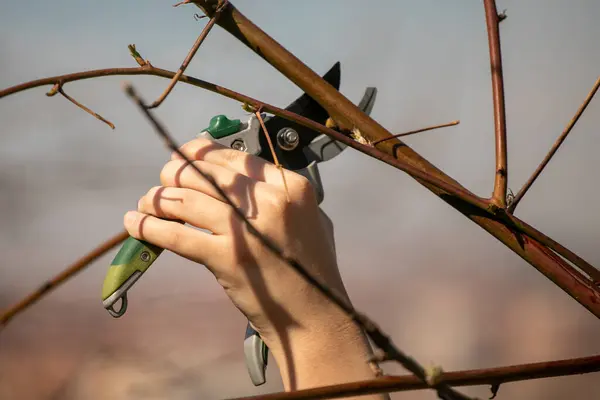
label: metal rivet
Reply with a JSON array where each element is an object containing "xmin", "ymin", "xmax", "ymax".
[
  {"xmin": 231, "ymin": 139, "xmax": 247, "ymax": 152},
  {"xmin": 140, "ymin": 251, "xmax": 151, "ymax": 262}
]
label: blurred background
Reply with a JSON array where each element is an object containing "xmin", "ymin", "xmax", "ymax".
[{"xmin": 1, "ymin": 0, "xmax": 600, "ymax": 399}]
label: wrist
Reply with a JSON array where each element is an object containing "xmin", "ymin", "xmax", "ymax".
[{"xmin": 265, "ymin": 309, "xmax": 384, "ymax": 398}]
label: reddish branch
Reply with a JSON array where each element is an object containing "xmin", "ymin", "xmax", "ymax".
[
  {"xmin": 228, "ymin": 355, "xmax": 600, "ymax": 400},
  {"xmin": 147, "ymin": 0, "xmax": 227, "ymax": 108},
  {"xmin": 371, "ymin": 120, "xmax": 460, "ymax": 145},
  {"xmin": 0, "ymin": 231, "xmax": 129, "ymax": 326},
  {"xmin": 508, "ymin": 75, "xmax": 600, "ymax": 213},
  {"xmin": 483, "ymin": 0, "xmax": 508, "ymax": 208},
  {"xmin": 46, "ymin": 83, "xmax": 115, "ymax": 129}
]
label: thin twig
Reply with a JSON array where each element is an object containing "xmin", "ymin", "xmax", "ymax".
[
  {"xmin": 46, "ymin": 82, "xmax": 115, "ymax": 129},
  {"xmin": 255, "ymin": 109, "xmax": 291, "ymax": 202},
  {"xmin": 123, "ymin": 82, "xmax": 476, "ymax": 400},
  {"xmin": 173, "ymin": 0, "xmax": 193, "ymax": 6},
  {"xmin": 508, "ymin": 75, "xmax": 600, "ymax": 213},
  {"xmin": 371, "ymin": 120, "xmax": 460, "ymax": 146},
  {"xmin": 147, "ymin": 0, "xmax": 227, "ymax": 108},
  {"xmin": 2, "ymin": 66, "xmax": 600, "ymax": 316},
  {"xmin": 0, "ymin": 231, "xmax": 129, "ymax": 326},
  {"xmin": 483, "ymin": 0, "xmax": 508, "ymax": 208},
  {"xmin": 228, "ymin": 354, "xmax": 600, "ymax": 400}
]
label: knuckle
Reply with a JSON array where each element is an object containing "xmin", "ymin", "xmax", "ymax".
[
  {"xmin": 267, "ymin": 189, "xmax": 291, "ymax": 216},
  {"xmin": 164, "ymin": 226, "xmax": 183, "ymax": 249},
  {"xmin": 289, "ymin": 173, "xmax": 316, "ymax": 203},
  {"xmin": 220, "ymin": 147, "xmax": 244, "ymax": 164}
]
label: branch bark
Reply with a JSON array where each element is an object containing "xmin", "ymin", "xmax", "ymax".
[
  {"xmin": 483, "ymin": 0, "xmax": 508, "ymax": 208},
  {"xmin": 228, "ymin": 354, "xmax": 600, "ymax": 400}
]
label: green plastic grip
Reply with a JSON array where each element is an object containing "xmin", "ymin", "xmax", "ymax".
[
  {"xmin": 101, "ymin": 236, "xmax": 164, "ymax": 301},
  {"xmin": 202, "ymin": 114, "xmax": 241, "ymax": 138}
]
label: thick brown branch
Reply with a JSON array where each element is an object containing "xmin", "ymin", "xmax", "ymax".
[
  {"xmin": 192, "ymin": 0, "xmax": 600, "ymax": 318},
  {"xmin": 228, "ymin": 355, "xmax": 600, "ymax": 400},
  {"xmin": 483, "ymin": 0, "xmax": 508, "ymax": 208},
  {"xmin": 124, "ymin": 82, "xmax": 474, "ymax": 400},
  {"xmin": 371, "ymin": 120, "xmax": 460, "ymax": 145},
  {"xmin": 147, "ymin": 0, "xmax": 227, "ymax": 108},
  {"xmin": 508, "ymin": 75, "xmax": 600, "ymax": 213},
  {"xmin": 2, "ymin": 67, "xmax": 599, "ymax": 314},
  {"xmin": 0, "ymin": 231, "xmax": 129, "ymax": 326}
]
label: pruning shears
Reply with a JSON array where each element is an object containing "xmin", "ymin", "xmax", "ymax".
[{"xmin": 101, "ymin": 61, "xmax": 377, "ymax": 386}]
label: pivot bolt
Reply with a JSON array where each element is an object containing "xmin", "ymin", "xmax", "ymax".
[
  {"xmin": 231, "ymin": 139, "xmax": 247, "ymax": 152},
  {"xmin": 277, "ymin": 128, "xmax": 300, "ymax": 151}
]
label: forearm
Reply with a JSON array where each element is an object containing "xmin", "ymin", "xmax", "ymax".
[{"xmin": 268, "ymin": 312, "xmax": 389, "ymax": 399}]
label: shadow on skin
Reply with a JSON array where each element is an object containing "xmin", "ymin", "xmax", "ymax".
[{"xmin": 136, "ymin": 143, "xmax": 304, "ymax": 390}]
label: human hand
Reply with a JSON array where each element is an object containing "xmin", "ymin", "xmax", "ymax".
[{"xmin": 124, "ymin": 137, "xmax": 384, "ymax": 395}]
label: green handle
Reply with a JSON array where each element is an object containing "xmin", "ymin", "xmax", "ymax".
[{"xmin": 102, "ymin": 236, "xmax": 163, "ymax": 301}]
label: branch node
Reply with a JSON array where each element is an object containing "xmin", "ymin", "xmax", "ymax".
[
  {"xmin": 489, "ymin": 382, "xmax": 501, "ymax": 399},
  {"xmin": 425, "ymin": 364, "xmax": 444, "ymax": 386},
  {"xmin": 506, "ymin": 188, "xmax": 515, "ymax": 209},
  {"xmin": 128, "ymin": 44, "xmax": 151, "ymax": 67},
  {"xmin": 242, "ymin": 102, "xmax": 259, "ymax": 113},
  {"xmin": 46, "ymin": 83, "xmax": 60, "ymax": 97},
  {"xmin": 498, "ymin": 9, "xmax": 507, "ymax": 22},
  {"xmin": 350, "ymin": 127, "xmax": 372, "ymax": 146}
]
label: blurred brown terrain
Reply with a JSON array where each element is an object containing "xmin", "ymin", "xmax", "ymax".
[{"xmin": 2, "ymin": 1, "xmax": 600, "ymax": 399}]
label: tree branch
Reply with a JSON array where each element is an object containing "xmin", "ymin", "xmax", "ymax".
[
  {"xmin": 483, "ymin": 0, "xmax": 508, "ymax": 208},
  {"xmin": 227, "ymin": 354, "xmax": 600, "ymax": 400},
  {"xmin": 0, "ymin": 230, "xmax": 129, "ymax": 326},
  {"xmin": 147, "ymin": 0, "xmax": 227, "ymax": 109},
  {"xmin": 508, "ymin": 75, "xmax": 600, "ymax": 213},
  {"xmin": 47, "ymin": 83, "xmax": 115, "ymax": 129},
  {"xmin": 371, "ymin": 120, "xmax": 460, "ymax": 145}
]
